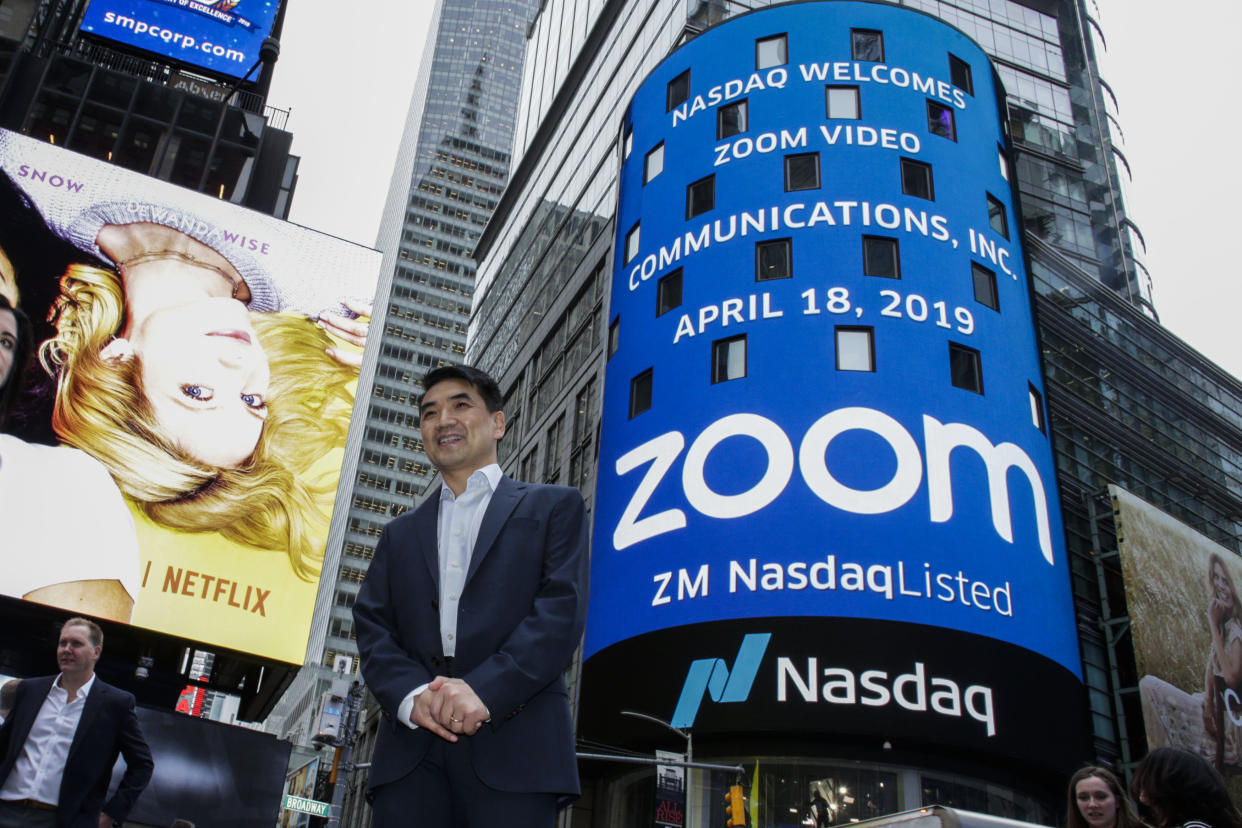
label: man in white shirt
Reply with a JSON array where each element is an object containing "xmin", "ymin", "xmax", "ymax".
[
  {"xmin": 0, "ymin": 618, "xmax": 153, "ymax": 828},
  {"xmin": 355, "ymin": 365, "xmax": 590, "ymax": 827}
]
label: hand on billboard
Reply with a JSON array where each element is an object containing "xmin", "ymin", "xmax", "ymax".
[
  {"xmin": 411, "ymin": 677, "xmax": 458, "ymax": 742},
  {"xmin": 427, "ymin": 676, "xmax": 489, "ymax": 736},
  {"xmin": 320, "ymin": 299, "xmax": 372, "ymax": 367},
  {"xmin": 1210, "ymin": 597, "xmax": 1232, "ymax": 629}
]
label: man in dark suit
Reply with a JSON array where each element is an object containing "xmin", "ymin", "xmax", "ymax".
[
  {"xmin": 0, "ymin": 617, "xmax": 152, "ymax": 828},
  {"xmin": 354, "ymin": 365, "xmax": 589, "ymax": 828}
]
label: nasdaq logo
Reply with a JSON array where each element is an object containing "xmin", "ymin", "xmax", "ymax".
[{"xmin": 670, "ymin": 633, "xmax": 771, "ymax": 727}]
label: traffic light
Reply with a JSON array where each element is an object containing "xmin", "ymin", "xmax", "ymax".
[{"xmin": 724, "ymin": 784, "xmax": 745, "ymax": 827}]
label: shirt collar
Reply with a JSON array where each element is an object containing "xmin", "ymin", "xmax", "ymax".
[
  {"xmin": 53, "ymin": 672, "xmax": 96, "ymax": 701},
  {"xmin": 439, "ymin": 463, "xmax": 502, "ymax": 503}
]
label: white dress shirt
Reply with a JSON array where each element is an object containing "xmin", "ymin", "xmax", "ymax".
[
  {"xmin": 397, "ymin": 464, "xmax": 501, "ymax": 729},
  {"xmin": 0, "ymin": 674, "xmax": 96, "ymax": 806}
]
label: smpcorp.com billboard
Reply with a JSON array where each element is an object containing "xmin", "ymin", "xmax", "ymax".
[
  {"xmin": 580, "ymin": 2, "xmax": 1085, "ymax": 771},
  {"xmin": 80, "ymin": 0, "xmax": 280, "ymax": 81}
]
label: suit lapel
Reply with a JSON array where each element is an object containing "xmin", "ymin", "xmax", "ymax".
[
  {"xmin": 416, "ymin": 488, "xmax": 443, "ymax": 593},
  {"xmin": 7, "ymin": 677, "xmax": 53, "ymax": 757},
  {"xmin": 64, "ymin": 679, "xmax": 103, "ymax": 766},
  {"xmin": 467, "ymin": 476, "xmax": 526, "ymax": 583}
]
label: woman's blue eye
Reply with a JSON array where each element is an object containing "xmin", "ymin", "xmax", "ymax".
[
  {"xmin": 180, "ymin": 385, "xmax": 213, "ymax": 401},
  {"xmin": 241, "ymin": 393, "xmax": 266, "ymax": 410}
]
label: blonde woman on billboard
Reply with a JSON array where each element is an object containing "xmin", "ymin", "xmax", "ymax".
[
  {"xmin": 1139, "ymin": 553, "xmax": 1242, "ymax": 771},
  {"xmin": 38, "ymin": 219, "xmax": 369, "ymax": 581},
  {"xmin": 0, "ymin": 295, "xmax": 138, "ymax": 621}
]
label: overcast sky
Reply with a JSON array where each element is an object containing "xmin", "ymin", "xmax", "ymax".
[{"xmin": 266, "ymin": 1, "xmax": 1242, "ymax": 381}]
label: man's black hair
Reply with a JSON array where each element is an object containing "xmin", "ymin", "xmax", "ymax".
[{"xmin": 419, "ymin": 365, "xmax": 503, "ymax": 413}]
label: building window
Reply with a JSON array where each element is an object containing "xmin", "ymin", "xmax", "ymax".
[
  {"xmin": 686, "ymin": 175, "xmax": 715, "ymax": 219},
  {"xmin": 629, "ymin": 368, "xmax": 653, "ymax": 418},
  {"xmin": 717, "ymin": 99, "xmax": 748, "ymax": 139},
  {"xmin": 544, "ymin": 416, "xmax": 564, "ymax": 484},
  {"xmin": 667, "ymin": 69, "xmax": 690, "ymax": 111},
  {"xmin": 927, "ymin": 100, "xmax": 956, "ymax": 141},
  {"xmin": 949, "ymin": 53, "xmax": 973, "ymax": 95},
  {"xmin": 784, "ymin": 152, "xmax": 820, "ymax": 191},
  {"xmin": 756, "ymin": 34, "xmax": 788, "ymax": 69},
  {"xmin": 862, "ymin": 236, "xmax": 900, "ymax": 279},
  {"xmin": 826, "ymin": 86, "xmax": 860, "ymax": 119},
  {"xmin": 949, "ymin": 343, "xmax": 983, "ymax": 394},
  {"xmin": 608, "ymin": 316, "xmax": 620, "ymax": 358},
  {"xmin": 755, "ymin": 238, "xmax": 792, "ymax": 281},
  {"xmin": 987, "ymin": 193, "xmax": 1009, "ymax": 238},
  {"xmin": 657, "ymin": 268, "xmax": 683, "ymax": 317},
  {"xmin": 836, "ymin": 327, "xmax": 875, "ymax": 372},
  {"xmin": 622, "ymin": 124, "xmax": 633, "ymax": 159},
  {"xmin": 1029, "ymin": 384, "xmax": 1046, "ymax": 433},
  {"xmin": 712, "ymin": 335, "xmax": 747, "ymax": 383},
  {"xmin": 645, "ymin": 142, "xmax": 664, "ymax": 183},
  {"xmin": 851, "ymin": 29, "xmax": 884, "ymax": 62},
  {"xmin": 901, "ymin": 158, "xmax": 934, "ymax": 200},
  {"xmin": 998, "ymin": 145, "xmax": 1009, "ymax": 181},
  {"xmin": 972, "ymin": 263, "xmax": 999, "ymax": 310},
  {"xmin": 625, "ymin": 223, "xmax": 640, "ymax": 263}
]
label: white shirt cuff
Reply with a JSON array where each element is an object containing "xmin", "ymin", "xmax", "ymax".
[{"xmin": 396, "ymin": 683, "xmax": 429, "ymax": 730}]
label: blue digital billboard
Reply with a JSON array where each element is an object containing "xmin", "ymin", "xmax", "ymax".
[
  {"xmin": 80, "ymin": 0, "xmax": 280, "ymax": 81},
  {"xmin": 580, "ymin": 1, "xmax": 1086, "ymax": 770}
]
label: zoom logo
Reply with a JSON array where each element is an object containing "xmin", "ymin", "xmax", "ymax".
[{"xmin": 670, "ymin": 633, "xmax": 771, "ymax": 727}]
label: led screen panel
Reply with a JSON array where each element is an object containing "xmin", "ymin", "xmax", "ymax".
[
  {"xmin": 79, "ymin": 0, "xmax": 280, "ymax": 81},
  {"xmin": 581, "ymin": 1, "xmax": 1085, "ymax": 772},
  {"xmin": 0, "ymin": 127, "xmax": 380, "ymax": 664},
  {"xmin": 1116, "ymin": 485, "xmax": 1242, "ymax": 802}
]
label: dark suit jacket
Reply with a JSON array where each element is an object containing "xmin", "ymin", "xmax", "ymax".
[
  {"xmin": 0, "ymin": 675, "xmax": 153, "ymax": 828},
  {"xmin": 354, "ymin": 475, "xmax": 589, "ymax": 795}
]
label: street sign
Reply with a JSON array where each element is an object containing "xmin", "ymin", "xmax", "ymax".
[{"xmin": 284, "ymin": 794, "xmax": 331, "ymax": 817}]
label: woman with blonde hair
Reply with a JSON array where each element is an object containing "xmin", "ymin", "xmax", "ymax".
[
  {"xmin": 40, "ymin": 227, "xmax": 366, "ymax": 580},
  {"xmin": 1, "ymin": 294, "xmax": 139, "ymax": 621}
]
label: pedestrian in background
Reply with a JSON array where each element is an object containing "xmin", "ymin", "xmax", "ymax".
[
  {"xmin": 1131, "ymin": 747, "xmax": 1242, "ymax": 828},
  {"xmin": 1067, "ymin": 765, "xmax": 1147, "ymax": 828}
]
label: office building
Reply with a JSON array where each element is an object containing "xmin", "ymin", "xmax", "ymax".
[
  {"xmin": 268, "ymin": 0, "xmax": 541, "ymax": 747},
  {"xmin": 468, "ymin": 0, "xmax": 1242, "ymax": 823}
]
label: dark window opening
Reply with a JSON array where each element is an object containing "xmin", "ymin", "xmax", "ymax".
[
  {"xmin": 667, "ymin": 70, "xmax": 691, "ymax": 111},
  {"xmin": 949, "ymin": 343, "xmax": 983, "ymax": 394},
  {"xmin": 851, "ymin": 29, "xmax": 884, "ymax": 62},
  {"xmin": 987, "ymin": 193, "xmax": 1009, "ymax": 238},
  {"xmin": 949, "ymin": 54, "xmax": 974, "ymax": 95},
  {"xmin": 629, "ymin": 368, "xmax": 653, "ymax": 418},
  {"xmin": 927, "ymin": 100, "xmax": 956, "ymax": 141},
  {"xmin": 972, "ymin": 263, "xmax": 999, "ymax": 310},
  {"xmin": 755, "ymin": 238, "xmax": 792, "ymax": 281},
  {"xmin": 863, "ymin": 236, "xmax": 900, "ymax": 279},
  {"xmin": 686, "ymin": 175, "xmax": 715, "ymax": 219},
  {"xmin": 784, "ymin": 152, "xmax": 820, "ymax": 191},
  {"xmin": 657, "ymin": 269, "xmax": 684, "ymax": 317},
  {"xmin": 717, "ymin": 99, "xmax": 748, "ymax": 140},
  {"xmin": 608, "ymin": 317, "xmax": 620, "ymax": 359},
  {"xmin": 901, "ymin": 158, "xmax": 934, "ymax": 200}
]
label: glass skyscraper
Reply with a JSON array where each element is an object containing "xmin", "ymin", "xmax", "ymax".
[{"xmin": 268, "ymin": 0, "xmax": 540, "ymax": 746}]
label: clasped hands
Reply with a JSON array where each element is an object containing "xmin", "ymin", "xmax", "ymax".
[{"xmin": 410, "ymin": 676, "xmax": 490, "ymax": 742}]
